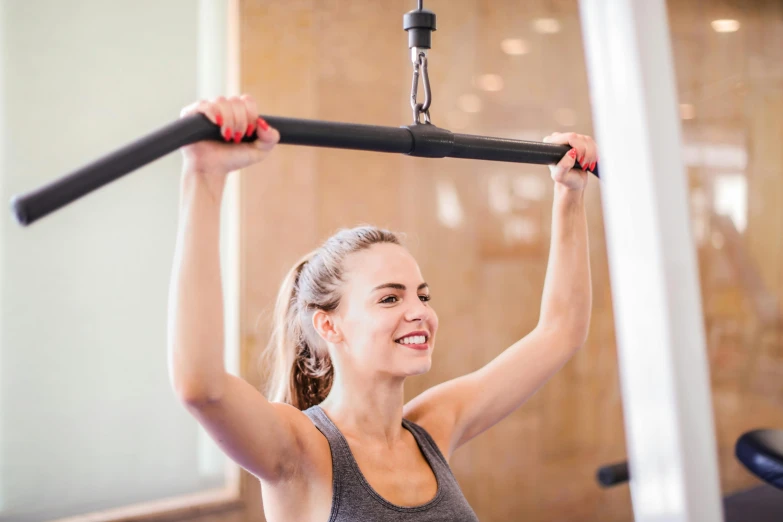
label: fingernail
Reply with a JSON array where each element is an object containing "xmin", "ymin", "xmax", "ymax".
[
  {"xmin": 568, "ymin": 148, "xmax": 577, "ymax": 158},
  {"xmin": 590, "ymin": 161, "xmax": 596, "ymax": 171},
  {"xmin": 216, "ymin": 113, "xmax": 223, "ymax": 126},
  {"xmin": 257, "ymin": 117, "xmax": 269, "ymax": 131},
  {"xmin": 223, "ymin": 128, "xmax": 232, "ymax": 141},
  {"xmin": 246, "ymin": 123, "xmax": 255, "ymax": 137},
  {"xmin": 233, "ymin": 131, "xmax": 243, "ymax": 143}
]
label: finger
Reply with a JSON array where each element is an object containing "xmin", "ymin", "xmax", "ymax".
[
  {"xmin": 544, "ymin": 131, "xmax": 585, "ymax": 164},
  {"xmin": 550, "ymin": 148, "xmax": 578, "ymax": 182},
  {"xmin": 228, "ymin": 97, "xmax": 248, "ymax": 144},
  {"xmin": 542, "ymin": 131, "xmax": 567, "ymax": 144},
  {"xmin": 583, "ymin": 136, "xmax": 598, "ymax": 172},
  {"xmin": 564, "ymin": 134, "xmax": 586, "ymax": 169},
  {"xmin": 179, "ymin": 100, "xmax": 200, "ymax": 118},
  {"xmin": 212, "ymin": 96, "xmax": 235, "ymax": 142},
  {"xmin": 544, "ymin": 132, "xmax": 587, "ymax": 171},
  {"xmin": 240, "ymin": 94, "xmax": 258, "ymax": 138},
  {"xmin": 179, "ymin": 100, "xmax": 221, "ymax": 126}
]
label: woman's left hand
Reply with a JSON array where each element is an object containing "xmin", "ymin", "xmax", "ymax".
[{"xmin": 543, "ymin": 132, "xmax": 598, "ymax": 192}]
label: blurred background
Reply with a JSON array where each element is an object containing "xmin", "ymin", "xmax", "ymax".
[{"xmin": 1, "ymin": 0, "xmax": 782, "ymax": 521}]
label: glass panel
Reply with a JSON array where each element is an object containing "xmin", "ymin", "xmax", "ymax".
[{"xmin": 671, "ymin": 0, "xmax": 783, "ymax": 494}]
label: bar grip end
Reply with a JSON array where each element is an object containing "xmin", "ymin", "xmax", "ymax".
[
  {"xmin": 11, "ymin": 195, "xmax": 31, "ymax": 227},
  {"xmin": 596, "ymin": 461, "xmax": 629, "ymax": 487}
]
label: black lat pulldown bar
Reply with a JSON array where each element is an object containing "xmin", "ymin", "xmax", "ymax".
[{"xmin": 10, "ymin": 116, "xmax": 599, "ymax": 226}]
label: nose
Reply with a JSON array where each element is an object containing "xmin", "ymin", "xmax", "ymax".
[{"xmin": 404, "ymin": 298, "xmax": 430, "ymax": 322}]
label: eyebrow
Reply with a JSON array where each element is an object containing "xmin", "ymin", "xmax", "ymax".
[{"xmin": 372, "ymin": 282, "xmax": 429, "ymax": 292}]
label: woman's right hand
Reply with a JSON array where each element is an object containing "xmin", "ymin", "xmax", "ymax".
[{"xmin": 179, "ymin": 94, "xmax": 280, "ymax": 187}]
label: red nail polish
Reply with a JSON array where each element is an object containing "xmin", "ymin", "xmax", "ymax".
[
  {"xmin": 246, "ymin": 123, "xmax": 254, "ymax": 137},
  {"xmin": 590, "ymin": 161, "xmax": 596, "ymax": 171},
  {"xmin": 568, "ymin": 148, "xmax": 577, "ymax": 158},
  {"xmin": 216, "ymin": 113, "xmax": 223, "ymax": 126},
  {"xmin": 257, "ymin": 117, "xmax": 269, "ymax": 131},
  {"xmin": 234, "ymin": 131, "xmax": 243, "ymax": 143},
  {"xmin": 223, "ymin": 128, "xmax": 232, "ymax": 141}
]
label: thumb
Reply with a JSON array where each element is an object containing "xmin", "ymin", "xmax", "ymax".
[
  {"xmin": 253, "ymin": 126, "xmax": 280, "ymax": 151},
  {"xmin": 549, "ymin": 147, "xmax": 577, "ymax": 182}
]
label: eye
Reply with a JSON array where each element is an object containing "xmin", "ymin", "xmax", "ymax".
[
  {"xmin": 419, "ymin": 294, "xmax": 431, "ymax": 302},
  {"xmin": 380, "ymin": 295, "xmax": 399, "ymax": 304}
]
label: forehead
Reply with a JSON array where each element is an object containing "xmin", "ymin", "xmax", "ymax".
[{"xmin": 342, "ymin": 243, "xmax": 422, "ymax": 286}]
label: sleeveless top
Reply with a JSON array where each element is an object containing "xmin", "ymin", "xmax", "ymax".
[{"xmin": 303, "ymin": 405, "xmax": 479, "ymax": 522}]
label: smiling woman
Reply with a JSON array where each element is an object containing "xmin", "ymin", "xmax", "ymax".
[{"xmin": 167, "ymin": 88, "xmax": 596, "ymax": 521}]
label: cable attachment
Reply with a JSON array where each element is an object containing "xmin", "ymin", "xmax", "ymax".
[
  {"xmin": 404, "ymin": 1, "xmax": 436, "ymax": 124},
  {"xmin": 410, "ymin": 52, "xmax": 432, "ymax": 124}
]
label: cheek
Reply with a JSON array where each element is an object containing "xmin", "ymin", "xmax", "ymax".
[
  {"xmin": 348, "ymin": 306, "xmax": 398, "ymax": 345},
  {"xmin": 364, "ymin": 308, "xmax": 404, "ymax": 350},
  {"xmin": 376, "ymin": 309, "xmax": 403, "ymax": 339},
  {"xmin": 429, "ymin": 307, "xmax": 439, "ymax": 332},
  {"xmin": 340, "ymin": 304, "xmax": 373, "ymax": 343}
]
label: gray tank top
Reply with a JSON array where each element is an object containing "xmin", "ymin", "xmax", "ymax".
[{"xmin": 303, "ymin": 405, "xmax": 479, "ymax": 522}]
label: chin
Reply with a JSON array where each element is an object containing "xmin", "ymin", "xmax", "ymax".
[
  {"xmin": 404, "ymin": 355, "xmax": 432, "ymax": 376},
  {"xmin": 391, "ymin": 341, "xmax": 434, "ymax": 376},
  {"xmin": 408, "ymin": 364, "xmax": 431, "ymax": 377}
]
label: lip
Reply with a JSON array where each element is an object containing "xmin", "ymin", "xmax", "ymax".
[{"xmin": 394, "ymin": 330, "xmax": 430, "ymax": 351}]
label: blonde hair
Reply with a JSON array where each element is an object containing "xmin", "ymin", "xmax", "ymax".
[{"xmin": 263, "ymin": 225, "xmax": 402, "ymax": 410}]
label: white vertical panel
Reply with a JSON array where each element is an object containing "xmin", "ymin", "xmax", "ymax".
[
  {"xmin": 1, "ymin": 2, "xmax": 227, "ymax": 518},
  {"xmin": 578, "ymin": 1, "xmax": 723, "ymax": 521},
  {"xmin": 221, "ymin": 0, "xmax": 242, "ymax": 489},
  {"xmin": 0, "ymin": 0, "xmax": 6, "ymax": 511},
  {"xmin": 195, "ymin": 0, "xmax": 239, "ymax": 485}
]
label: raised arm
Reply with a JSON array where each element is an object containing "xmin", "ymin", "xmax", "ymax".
[
  {"xmin": 406, "ymin": 132, "xmax": 595, "ymax": 456},
  {"xmin": 166, "ymin": 95, "xmax": 304, "ymax": 482}
]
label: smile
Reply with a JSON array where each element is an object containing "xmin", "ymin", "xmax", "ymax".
[{"xmin": 395, "ymin": 334, "xmax": 428, "ymax": 345}]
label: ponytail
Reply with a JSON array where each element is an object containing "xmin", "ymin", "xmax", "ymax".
[{"xmin": 264, "ymin": 251, "xmax": 333, "ymax": 410}]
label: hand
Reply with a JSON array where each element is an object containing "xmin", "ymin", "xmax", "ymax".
[
  {"xmin": 179, "ymin": 94, "xmax": 280, "ymax": 185},
  {"xmin": 542, "ymin": 132, "xmax": 598, "ymax": 192}
]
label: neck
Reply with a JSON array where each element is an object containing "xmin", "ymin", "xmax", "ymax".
[{"xmin": 319, "ymin": 369, "xmax": 407, "ymax": 448}]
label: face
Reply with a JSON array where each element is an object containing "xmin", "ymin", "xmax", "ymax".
[{"xmin": 316, "ymin": 243, "xmax": 439, "ymax": 378}]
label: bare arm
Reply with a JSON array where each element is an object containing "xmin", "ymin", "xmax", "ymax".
[
  {"xmin": 166, "ymin": 96, "xmax": 301, "ymax": 483},
  {"xmin": 407, "ymin": 134, "xmax": 594, "ymax": 456}
]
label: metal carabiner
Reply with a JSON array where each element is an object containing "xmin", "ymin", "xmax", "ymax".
[{"xmin": 410, "ymin": 52, "xmax": 432, "ymax": 124}]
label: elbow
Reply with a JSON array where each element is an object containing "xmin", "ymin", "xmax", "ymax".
[
  {"xmin": 538, "ymin": 305, "xmax": 591, "ymax": 335},
  {"xmin": 170, "ymin": 374, "xmax": 226, "ymax": 406},
  {"xmin": 567, "ymin": 328, "xmax": 590, "ymax": 353},
  {"xmin": 536, "ymin": 321, "xmax": 590, "ymax": 353},
  {"xmin": 569, "ymin": 323, "xmax": 591, "ymax": 351}
]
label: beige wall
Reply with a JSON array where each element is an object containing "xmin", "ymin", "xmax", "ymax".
[{"xmin": 233, "ymin": 1, "xmax": 783, "ymax": 520}]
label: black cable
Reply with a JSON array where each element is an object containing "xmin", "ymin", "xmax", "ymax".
[{"xmin": 418, "ymin": 0, "xmax": 423, "ymax": 10}]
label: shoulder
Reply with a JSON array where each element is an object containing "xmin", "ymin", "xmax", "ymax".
[
  {"xmin": 403, "ymin": 396, "xmax": 458, "ymax": 462},
  {"xmin": 403, "ymin": 375, "xmax": 481, "ymax": 461}
]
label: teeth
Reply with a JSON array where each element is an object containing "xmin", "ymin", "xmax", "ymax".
[{"xmin": 398, "ymin": 335, "xmax": 426, "ymax": 345}]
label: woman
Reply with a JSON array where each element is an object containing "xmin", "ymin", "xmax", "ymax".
[{"xmin": 168, "ymin": 94, "xmax": 595, "ymax": 521}]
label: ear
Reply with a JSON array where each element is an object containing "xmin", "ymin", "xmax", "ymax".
[{"xmin": 312, "ymin": 309, "xmax": 343, "ymax": 344}]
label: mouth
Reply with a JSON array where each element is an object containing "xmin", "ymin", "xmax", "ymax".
[{"xmin": 394, "ymin": 331, "xmax": 430, "ymax": 350}]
